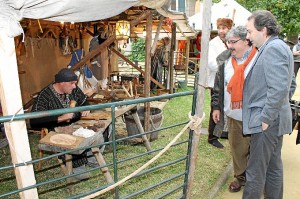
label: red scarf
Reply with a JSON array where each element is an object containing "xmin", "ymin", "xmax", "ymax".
[{"xmin": 227, "ymin": 47, "xmax": 257, "ymax": 109}]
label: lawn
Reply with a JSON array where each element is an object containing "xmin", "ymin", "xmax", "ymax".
[{"xmin": 0, "ymin": 87, "xmax": 231, "ymax": 198}]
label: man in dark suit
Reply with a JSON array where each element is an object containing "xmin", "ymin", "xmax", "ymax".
[{"xmin": 242, "ymin": 10, "xmax": 294, "ymax": 199}]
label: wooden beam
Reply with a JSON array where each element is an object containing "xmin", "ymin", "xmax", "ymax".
[
  {"xmin": 0, "ymin": 32, "xmax": 38, "ymax": 198},
  {"xmin": 111, "ymin": 48, "xmax": 165, "ymax": 89},
  {"xmin": 130, "ymin": 10, "xmax": 152, "ymax": 27},
  {"xmin": 72, "ymin": 35, "xmax": 116, "ymax": 71}
]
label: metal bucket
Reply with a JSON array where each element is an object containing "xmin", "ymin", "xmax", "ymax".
[
  {"xmin": 124, "ymin": 107, "xmax": 163, "ymax": 141},
  {"xmin": 178, "ymin": 80, "xmax": 187, "ymax": 88}
]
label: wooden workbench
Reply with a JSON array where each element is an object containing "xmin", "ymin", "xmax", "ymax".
[
  {"xmin": 38, "ymin": 120, "xmax": 113, "ymax": 184},
  {"xmin": 38, "ymin": 104, "xmax": 138, "ymax": 185}
]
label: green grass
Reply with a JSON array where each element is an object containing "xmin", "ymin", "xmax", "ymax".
[{"xmin": 0, "ymin": 88, "xmax": 232, "ymax": 198}]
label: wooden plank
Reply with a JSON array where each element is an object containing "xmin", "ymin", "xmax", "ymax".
[{"xmin": 0, "ymin": 32, "xmax": 38, "ymax": 198}]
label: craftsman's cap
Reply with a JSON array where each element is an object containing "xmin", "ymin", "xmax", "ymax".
[{"xmin": 55, "ymin": 68, "xmax": 77, "ymax": 83}]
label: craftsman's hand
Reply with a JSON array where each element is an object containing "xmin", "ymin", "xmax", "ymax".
[
  {"xmin": 262, "ymin": 122, "xmax": 269, "ymax": 131},
  {"xmin": 81, "ymin": 110, "xmax": 90, "ymax": 117},
  {"xmin": 212, "ymin": 110, "xmax": 220, "ymax": 124},
  {"xmin": 58, "ymin": 113, "xmax": 74, "ymax": 123}
]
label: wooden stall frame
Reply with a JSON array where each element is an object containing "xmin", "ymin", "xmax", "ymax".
[{"xmin": 0, "ymin": 32, "xmax": 38, "ymax": 198}]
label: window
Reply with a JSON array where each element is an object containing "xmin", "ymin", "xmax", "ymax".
[{"xmin": 170, "ymin": 0, "xmax": 186, "ymax": 12}]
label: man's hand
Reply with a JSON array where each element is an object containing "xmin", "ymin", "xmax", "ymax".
[
  {"xmin": 294, "ymin": 51, "xmax": 300, "ymax": 56},
  {"xmin": 81, "ymin": 110, "xmax": 90, "ymax": 117},
  {"xmin": 212, "ymin": 110, "xmax": 220, "ymax": 124},
  {"xmin": 262, "ymin": 122, "xmax": 269, "ymax": 131},
  {"xmin": 58, "ymin": 113, "xmax": 74, "ymax": 123}
]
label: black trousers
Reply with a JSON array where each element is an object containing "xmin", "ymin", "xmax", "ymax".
[
  {"xmin": 208, "ymin": 89, "xmax": 218, "ymax": 141},
  {"xmin": 294, "ymin": 61, "xmax": 300, "ymax": 77}
]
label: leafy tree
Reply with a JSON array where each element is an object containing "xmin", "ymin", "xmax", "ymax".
[
  {"xmin": 237, "ymin": 0, "xmax": 300, "ymax": 38},
  {"xmin": 128, "ymin": 38, "xmax": 145, "ymax": 62}
]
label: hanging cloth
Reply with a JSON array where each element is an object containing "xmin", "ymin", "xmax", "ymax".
[{"xmin": 69, "ymin": 49, "xmax": 93, "ymax": 78}]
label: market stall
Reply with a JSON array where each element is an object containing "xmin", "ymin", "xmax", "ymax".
[{"xmin": 0, "ymin": 1, "xmax": 196, "ymax": 197}]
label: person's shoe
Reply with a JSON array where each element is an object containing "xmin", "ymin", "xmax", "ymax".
[
  {"xmin": 72, "ymin": 165, "xmax": 90, "ymax": 180},
  {"xmin": 220, "ymin": 131, "xmax": 228, "ymax": 139},
  {"xmin": 87, "ymin": 156, "xmax": 99, "ymax": 168},
  {"xmin": 87, "ymin": 162, "xmax": 99, "ymax": 168},
  {"xmin": 208, "ymin": 139, "xmax": 224, "ymax": 149},
  {"xmin": 229, "ymin": 180, "xmax": 242, "ymax": 192}
]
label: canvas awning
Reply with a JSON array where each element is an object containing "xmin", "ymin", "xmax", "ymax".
[{"xmin": 0, "ymin": 0, "xmax": 195, "ymax": 40}]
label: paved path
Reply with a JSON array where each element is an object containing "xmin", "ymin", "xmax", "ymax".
[
  {"xmin": 216, "ymin": 130, "xmax": 300, "ymax": 199},
  {"xmin": 214, "ymin": 74, "xmax": 300, "ymax": 199}
]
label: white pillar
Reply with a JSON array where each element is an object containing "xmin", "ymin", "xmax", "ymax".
[{"xmin": 0, "ymin": 32, "xmax": 38, "ymax": 198}]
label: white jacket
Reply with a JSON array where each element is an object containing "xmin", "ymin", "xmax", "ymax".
[{"xmin": 207, "ymin": 36, "xmax": 227, "ymax": 88}]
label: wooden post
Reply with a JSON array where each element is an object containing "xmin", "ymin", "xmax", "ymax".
[
  {"xmin": 144, "ymin": 14, "xmax": 152, "ymax": 133},
  {"xmin": 169, "ymin": 22, "xmax": 176, "ymax": 94},
  {"xmin": 186, "ymin": 0, "xmax": 212, "ymax": 198},
  {"xmin": 0, "ymin": 32, "xmax": 38, "ymax": 198}
]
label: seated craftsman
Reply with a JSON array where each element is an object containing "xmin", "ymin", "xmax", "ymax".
[{"xmin": 30, "ymin": 68, "xmax": 93, "ymax": 180}]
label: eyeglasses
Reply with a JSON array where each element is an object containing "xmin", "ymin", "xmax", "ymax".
[{"xmin": 227, "ymin": 39, "xmax": 242, "ymax": 44}]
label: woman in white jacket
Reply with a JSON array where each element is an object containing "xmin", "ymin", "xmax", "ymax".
[{"xmin": 207, "ymin": 18, "xmax": 233, "ymax": 148}]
